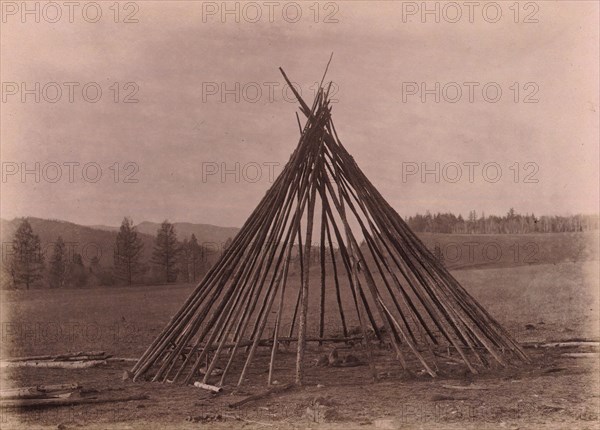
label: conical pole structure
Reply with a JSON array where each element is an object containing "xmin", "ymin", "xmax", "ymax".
[
  {"xmin": 131, "ymin": 63, "xmax": 527, "ymax": 387},
  {"xmin": 285, "ymin": 69, "xmax": 527, "ymax": 374}
]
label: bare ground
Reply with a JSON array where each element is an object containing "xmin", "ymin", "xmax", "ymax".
[{"xmin": 1, "ymin": 261, "xmax": 598, "ymax": 429}]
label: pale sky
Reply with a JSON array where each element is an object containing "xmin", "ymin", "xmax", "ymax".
[{"xmin": 1, "ymin": 1, "xmax": 598, "ymax": 227}]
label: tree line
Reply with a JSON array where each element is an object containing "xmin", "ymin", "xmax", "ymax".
[
  {"xmin": 2, "ymin": 218, "xmax": 227, "ymax": 290},
  {"xmin": 4, "ymin": 209, "xmax": 597, "ymax": 289},
  {"xmin": 406, "ymin": 209, "xmax": 599, "ymax": 234}
]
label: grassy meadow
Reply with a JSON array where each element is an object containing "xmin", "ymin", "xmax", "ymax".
[{"xmin": 2, "ymin": 259, "xmax": 597, "ymax": 360}]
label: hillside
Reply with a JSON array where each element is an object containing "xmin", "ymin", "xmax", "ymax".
[
  {"xmin": 2, "ymin": 218, "xmax": 596, "ymax": 274},
  {"xmin": 134, "ymin": 221, "xmax": 239, "ymax": 249},
  {"xmin": 0, "ymin": 218, "xmax": 155, "ymax": 267},
  {"xmin": 0, "ymin": 217, "xmax": 239, "ymax": 270},
  {"xmin": 90, "ymin": 221, "xmax": 239, "ymax": 249}
]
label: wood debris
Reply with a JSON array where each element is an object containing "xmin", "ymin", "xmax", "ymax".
[{"xmin": 1, "ymin": 351, "xmax": 111, "ymax": 369}]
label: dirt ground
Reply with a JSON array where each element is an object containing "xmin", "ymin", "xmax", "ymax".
[
  {"xmin": 2, "ymin": 345, "xmax": 599, "ymax": 429},
  {"xmin": 1, "ymin": 261, "xmax": 598, "ymax": 429}
]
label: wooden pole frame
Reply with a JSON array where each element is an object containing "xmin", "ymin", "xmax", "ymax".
[{"xmin": 131, "ymin": 64, "xmax": 527, "ymax": 387}]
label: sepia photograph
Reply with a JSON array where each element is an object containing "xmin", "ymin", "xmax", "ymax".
[{"xmin": 1, "ymin": 1, "xmax": 598, "ymax": 428}]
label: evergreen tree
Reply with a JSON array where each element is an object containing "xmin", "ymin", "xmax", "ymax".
[
  {"xmin": 177, "ymin": 235, "xmax": 204, "ymax": 284},
  {"xmin": 88, "ymin": 256, "xmax": 114, "ymax": 286},
  {"xmin": 48, "ymin": 236, "xmax": 67, "ymax": 288},
  {"xmin": 66, "ymin": 253, "xmax": 88, "ymax": 288},
  {"xmin": 189, "ymin": 234, "xmax": 203, "ymax": 282},
  {"xmin": 114, "ymin": 217, "xmax": 144, "ymax": 285},
  {"xmin": 6, "ymin": 219, "xmax": 44, "ymax": 289},
  {"xmin": 178, "ymin": 238, "xmax": 191, "ymax": 283},
  {"xmin": 152, "ymin": 220, "xmax": 180, "ymax": 283}
]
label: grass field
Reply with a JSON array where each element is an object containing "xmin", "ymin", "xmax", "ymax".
[
  {"xmin": 2, "ymin": 260, "xmax": 598, "ymax": 359},
  {"xmin": 1, "ymin": 261, "xmax": 597, "ymax": 359},
  {"xmin": 417, "ymin": 231, "xmax": 598, "ymax": 270},
  {"xmin": 1, "ymin": 256, "xmax": 598, "ymax": 429}
]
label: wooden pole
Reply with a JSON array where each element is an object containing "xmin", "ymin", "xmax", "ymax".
[
  {"xmin": 132, "ymin": 144, "xmax": 302, "ymax": 376},
  {"xmin": 268, "ymin": 257, "xmax": 290, "ymax": 385},
  {"xmin": 218, "ymin": 155, "xmax": 313, "ymax": 385},
  {"xmin": 219, "ymin": 133, "xmax": 320, "ymax": 386},
  {"xmin": 318, "ymin": 203, "xmax": 327, "ymax": 345},
  {"xmin": 325, "ymin": 119, "xmax": 522, "ymax": 369},
  {"xmin": 324, "ymin": 217, "xmax": 348, "ymax": 338},
  {"xmin": 170, "ymin": 138, "xmax": 313, "ymax": 383},
  {"xmin": 133, "ymin": 144, "xmax": 306, "ymax": 380},
  {"xmin": 296, "ymin": 181, "xmax": 317, "ymax": 385}
]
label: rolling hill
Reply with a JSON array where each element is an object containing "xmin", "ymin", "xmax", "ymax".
[
  {"xmin": 1, "ymin": 218, "xmax": 155, "ymax": 267},
  {"xmin": 0, "ymin": 218, "xmax": 240, "ymax": 268},
  {"xmin": 2, "ymin": 217, "xmax": 597, "ymax": 274},
  {"xmin": 134, "ymin": 221, "xmax": 238, "ymax": 249}
]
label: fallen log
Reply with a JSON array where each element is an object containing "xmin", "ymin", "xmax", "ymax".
[
  {"xmin": 107, "ymin": 357, "xmax": 139, "ymax": 363},
  {"xmin": 0, "ymin": 383, "xmax": 80, "ymax": 399},
  {"xmin": 2, "ymin": 352, "xmax": 108, "ymax": 362},
  {"xmin": 37, "ymin": 383, "xmax": 81, "ymax": 391},
  {"xmin": 1, "ymin": 394, "xmax": 149, "ymax": 409},
  {"xmin": 0, "ymin": 360, "xmax": 106, "ymax": 369},
  {"xmin": 228, "ymin": 383, "xmax": 295, "ymax": 408},
  {"xmin": 1, "ymin": 388, "xmax": 52, "ymax": 400},
  {"xmin": 0, "ymin": 391, "xmax": 76, "ymax": 402},
  {"xmin": 193, "ymin": 382, "xmax": 222, "ymax": 393},
  {"xmin": 57, "ymin": 354, "xmax": 111, "ymax": 362}
]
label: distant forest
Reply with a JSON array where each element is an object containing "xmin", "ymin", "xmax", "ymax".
[
  {"xmin": 406, "ymin": 209, "xmax": 599, "ymax": 234},
  {"xmin": 3, "ymin": 210, "xmax": 598, "ymax": 290}
]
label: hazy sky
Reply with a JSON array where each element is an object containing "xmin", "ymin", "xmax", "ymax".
[{"xmin": 1, "ymin": 1, "xmax": 598, "ymax": 227}]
